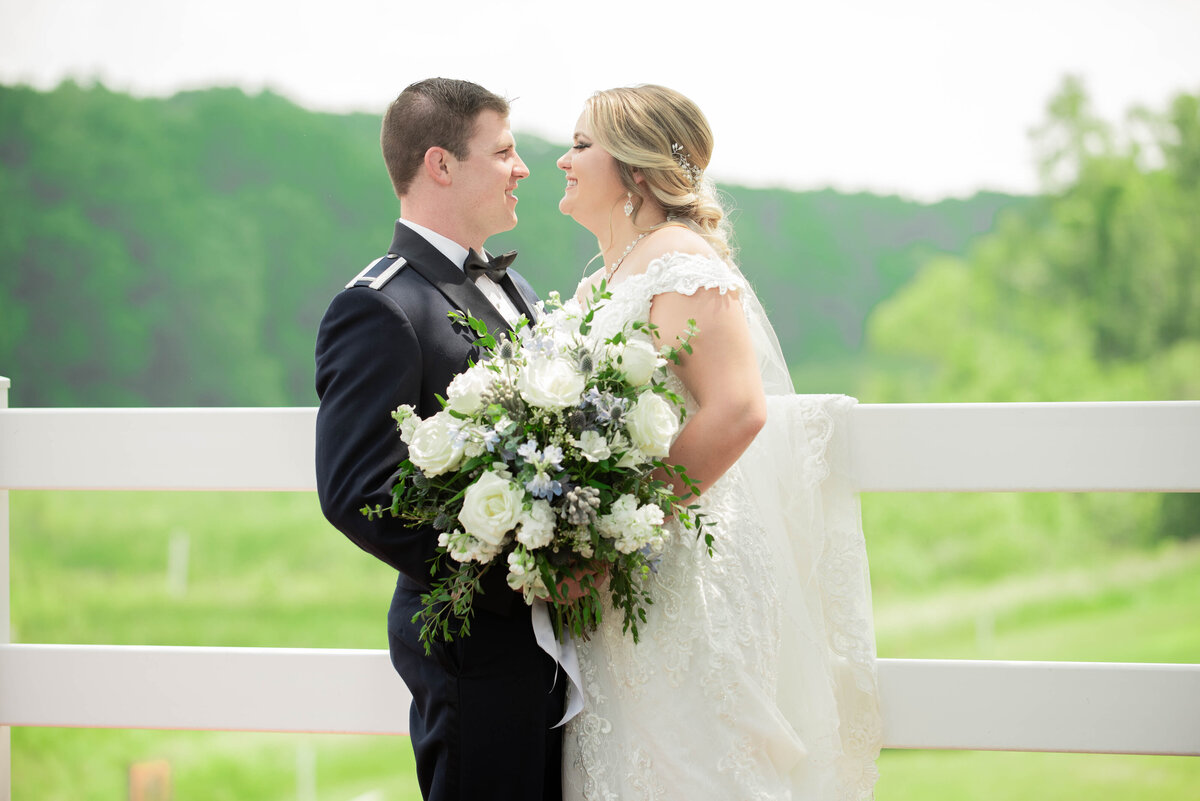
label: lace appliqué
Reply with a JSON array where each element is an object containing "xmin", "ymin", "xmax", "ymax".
[
  {"xmin": 565, "ymin": 464, "xmax": 800, "ymax": 801},
  {"xmin": 766, "ymin": 396, "xmax": 882, "ymax": 800},
  {"xmin": 562, "ymin": 254, "xmax": 881, "ymax": 801},
  {"xmin": 583, "ymin": 252, "xmax": 745, "ymax": 345}
]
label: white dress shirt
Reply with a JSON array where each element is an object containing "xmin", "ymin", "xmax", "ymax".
[{"xmin": 396, "ymin": 218, "xmax": 523, "ymax": 325}]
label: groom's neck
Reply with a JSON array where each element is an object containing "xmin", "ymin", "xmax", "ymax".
[{"xmin": 399, "ymin": 201, "xmax": 484, "ymax": 254}]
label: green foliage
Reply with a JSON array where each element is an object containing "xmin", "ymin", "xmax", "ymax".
[
  {"xmin": 865, "ymin": 77, "xmax": 1200, "ymax": 402},
  {"xmin": 0, "ymin": 80, "xmax": 1026, "ymax": 406},
  {"xmin": 862, "ymin": 79, "xmax": 1200, "ymax": 550},
  {"xmin": 0, "ymin": 82, "xmax": 392, "ymax": 406}
]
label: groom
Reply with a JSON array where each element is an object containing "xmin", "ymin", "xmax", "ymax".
[{"xmin": 314, "ymin": 78, "xmax": 563, "ymax": 801}]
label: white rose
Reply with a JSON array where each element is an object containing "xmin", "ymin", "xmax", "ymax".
[
  {"xmin": 517, "ymin": 357, "xmax": 587, "ymax": 410},
  {"xmin": 445, "ymin": 364, "xmax": 494, "ymax": 414},
  {"xmin": 516, "ymin": 499, "xmax": 556, "ymax": 549},
  {"xmin": 624, "ymin": 392, "xmax": 680, "ymax": 458},
  {"xmin": 458, "ymin": 471, "xmax": 524, "ymax": 546},
  {"xmin": 407, "ymin": 412, "xmax": 465, "ymax": 476},
  {"xmin": 573, "ymin": 430, "xmax": 612, "ymax": 463},
  {"xmin": 611, "ymin": 338, "xmax": 663, "ymax": 386}
]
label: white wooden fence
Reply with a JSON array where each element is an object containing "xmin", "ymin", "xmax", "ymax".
[{"xmin": 1, "ymin": 375, "xmax": 1198, "ymax": 798}]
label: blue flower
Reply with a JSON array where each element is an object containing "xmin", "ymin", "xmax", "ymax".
[
  {"xmin": 523, "ymin": 334, "xmax": 559, "ymax": 360},
  {"xmin": 640, "ymin": 544, "xmax": 663, "ymax": 574},
  {"xmin": 591, "ymin": 393, "xmax": 628, "ymax": 424},
  {"xmin": 526, "ymin": 473, "xmax": 563, "ymax": 499},
  {"xmin": 518, "ymin": 440, "xmax": 565, "ymax": 472},
  {"xmin": 541, "ymin": 444, "xmax": 565, "ymax": 471}
]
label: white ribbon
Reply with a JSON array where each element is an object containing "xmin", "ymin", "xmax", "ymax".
[{"xmin": 531, "ymin": 600, "xmax": 584, "ymax": 727}]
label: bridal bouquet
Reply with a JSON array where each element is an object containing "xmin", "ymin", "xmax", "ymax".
[{"xmin": 363, "ymin": 288, "xmax": 706, "ymax": 652}]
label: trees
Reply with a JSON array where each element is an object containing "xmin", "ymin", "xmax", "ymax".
[
  {"xmin": 1, "ymin": 81, "xmax": 1024, "ymax": 407},
  {"xmin": 867, "ymin": 78, "xmax": 1200, "ymax": 403},
  {"xmin": 864, "ymin": 78, "xmax": 1200, "ymax": 542}
]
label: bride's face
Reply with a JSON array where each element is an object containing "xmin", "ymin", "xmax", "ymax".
[{"xmin": 556, "ymin": 111, "xmax": 626, "ymax": 228}]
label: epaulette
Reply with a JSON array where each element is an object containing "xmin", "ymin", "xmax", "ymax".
[{"xmin": 345, "ymin": 253, "xmax": 408, "ymax": 290}]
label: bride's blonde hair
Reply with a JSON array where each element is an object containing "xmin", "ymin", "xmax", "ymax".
[{"xmin": 583, "ymin": 85, "xmax": 733, "ymax": 259}]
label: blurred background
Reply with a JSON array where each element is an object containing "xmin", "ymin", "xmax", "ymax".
[{"xmin": 2, "ymin": 0, "xmax": 1198, "ymax": 798}]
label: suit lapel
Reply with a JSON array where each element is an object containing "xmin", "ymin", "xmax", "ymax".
[
  {"xmin": 387, "ymin": 221, "xmax": 513, "ymax": 335},
  {"xmin": 499, "ymin": 274, "xmax": 539, "ymax": 322}
]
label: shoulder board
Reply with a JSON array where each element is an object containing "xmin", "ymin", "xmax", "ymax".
[{"xmin": 345, "ymin": 254, "xmax": 408, "ymax": 290}]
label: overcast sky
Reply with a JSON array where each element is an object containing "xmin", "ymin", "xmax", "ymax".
[{"xmin": 2, "ymin": 0, "xmax": 1198, "ymax": 200}]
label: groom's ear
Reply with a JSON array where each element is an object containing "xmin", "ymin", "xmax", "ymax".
[{"xmin": 423, "ymin": 147, "xmax": 453, "ymax": 186}]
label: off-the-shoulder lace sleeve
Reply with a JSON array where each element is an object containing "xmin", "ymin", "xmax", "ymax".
[
  {"xmin": 585, "ymin": 252, "xmax": 748, "ymax": 344},
  {"xmin": 640, "ymin": 252, "xmax": 745, "ymax": 298}
]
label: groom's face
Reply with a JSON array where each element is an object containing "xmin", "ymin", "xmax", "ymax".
[{"xmin": 449, "ymin": 110, "xmax": 529, "ymax": 247}]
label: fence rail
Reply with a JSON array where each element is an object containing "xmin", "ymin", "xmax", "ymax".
[
  {"xmin": 3, "ymin": 402, "xmax": 1197, "ymax": 492},
  {"xmin": 1, "ymin": 644, "xmax": 1198, "ymax": 756},
  {"xmin": 1, "ymin": 384, "xmax": 1198, "ymax": 798}
]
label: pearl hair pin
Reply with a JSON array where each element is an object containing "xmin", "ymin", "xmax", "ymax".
[{"xmin": 671, "ymin": 143, "xmax": 703, "ymax": 190}]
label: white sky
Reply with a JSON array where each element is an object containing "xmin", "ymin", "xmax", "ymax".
[{"xmin": 2, "ymin": 0, "xmax": 1198, "ymax": 200}]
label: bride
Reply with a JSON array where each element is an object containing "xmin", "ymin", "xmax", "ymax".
[{"xmin": 555, "ymin": 85, "xmax": 882, "ymax": 800}]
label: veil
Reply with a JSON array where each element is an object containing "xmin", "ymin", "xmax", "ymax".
[{"xmin": 732, "ymin": 265, "xmax": 883, "ymax": 799}]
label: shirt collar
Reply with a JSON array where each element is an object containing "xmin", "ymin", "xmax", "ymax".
[{"xmin": 396, "ymin": 218, "xmax": 471, "ymax": 270}]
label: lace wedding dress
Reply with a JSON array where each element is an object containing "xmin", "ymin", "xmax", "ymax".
[{"xmin": 562, "ymin": 253, "xmax": 881, "ymax": 801}]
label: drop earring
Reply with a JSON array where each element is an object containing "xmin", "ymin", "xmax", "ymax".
[{"xmin": 623, "ymin": 192, "xmax": 634, "ymax": 217}]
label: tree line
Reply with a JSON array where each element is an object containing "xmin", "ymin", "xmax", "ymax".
[
  {"xmin": 1, "ymin": 78, "xmax": 1193, "ymax": 542},
  {"xmin": 864, "ymin": 77, "xmax": 1199, "ymax": 541},
  {"xmin": 0, "ymin": 81, "xmax": 1023, "ymax": 407}
]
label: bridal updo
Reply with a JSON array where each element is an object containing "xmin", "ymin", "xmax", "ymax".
[{"xmin": 583, "ymin": 85, "xmax": 733, "ymax": 259}]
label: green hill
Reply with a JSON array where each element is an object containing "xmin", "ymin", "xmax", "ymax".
[{"xmin": 0, "ymin": 81, "xmax": 1028, "ymax": 407}]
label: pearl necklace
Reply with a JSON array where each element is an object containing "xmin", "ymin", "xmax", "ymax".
[{"xmin": 605, "ymin": 232, "xmax": 648, "ymax": 280}]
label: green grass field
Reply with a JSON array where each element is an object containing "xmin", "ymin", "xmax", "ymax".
[{"xmin": 7, "ymin": 490, "xmax": 1199, "ymax": 800}]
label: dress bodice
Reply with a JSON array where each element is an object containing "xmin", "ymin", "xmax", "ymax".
[
  {"xmin": 563, "ymin": 250, "xmax": 881, "ymax": 801},
  {"xmin": 581, "ymin": 251, "xmax": 746, "ymax": 343}
]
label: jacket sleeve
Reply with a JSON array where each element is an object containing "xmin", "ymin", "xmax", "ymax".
[
  {"xmin": 314, "ymin": 287, "xmax": 438, "ymax": 582},
  {"xmin": 313, "ymin": 286, "xmax": 518, "ymax": 615}
]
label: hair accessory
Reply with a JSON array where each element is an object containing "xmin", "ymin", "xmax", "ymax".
[
  {"xmin": 623, "ymin": 192, "xmax": 634, "ymax": 217},
  {"xmin": 671, "ymin": 143, "xmax": 703, "ymax": 190}
]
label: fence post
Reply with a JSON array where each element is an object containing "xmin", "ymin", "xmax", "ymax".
[{"xmin": 1, "ymin": 375, "xmax": 10, "ymax": 801}]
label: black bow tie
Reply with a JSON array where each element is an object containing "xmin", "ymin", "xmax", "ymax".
[{"xmin": 464, "ymin": 248, "xmax": 517, "ymax": 283}]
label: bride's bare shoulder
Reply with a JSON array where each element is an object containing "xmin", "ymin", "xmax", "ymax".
[
  {"xmin": 618, "ymin": 224, "xmax": 719, "ymax": 280},
  {"xmin": 641, "ymin": 224, "xmax": 716, "ymax": 262}
]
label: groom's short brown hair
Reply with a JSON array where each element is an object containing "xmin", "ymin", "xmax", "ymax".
[{"xmin": 381, "ymin": 77, "xmax": 511, "ymax": 198}]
